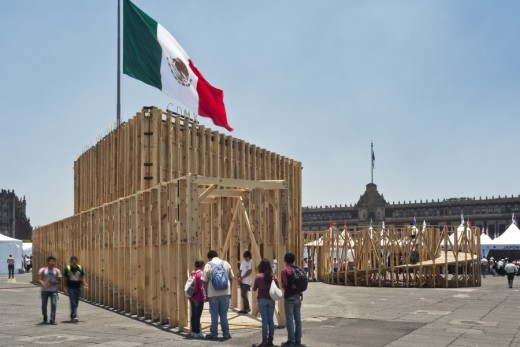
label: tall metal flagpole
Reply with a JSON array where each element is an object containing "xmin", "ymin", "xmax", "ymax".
[{"xmin": 117, "ymin": 0, "xmax": 121, "ymax": 127}]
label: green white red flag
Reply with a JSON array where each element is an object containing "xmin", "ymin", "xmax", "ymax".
[{"xmin": 123, "ymin": 0, "xmax": 233, "ymax": 131}]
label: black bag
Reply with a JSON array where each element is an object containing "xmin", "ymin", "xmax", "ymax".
[{"xmin": 288, "ymin": 266, "xmax": 308, "ymax": 292}]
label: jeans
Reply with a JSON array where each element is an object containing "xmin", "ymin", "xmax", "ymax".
[
  {"xmin": 68, "ymin": 288, "xmax": 81, "ymax": 319},
  {"xmin": 481, "ymin": 265, "xmax": 487, "ymax": 278},
  {"xmin": 8, "ymin": 264, "xmax": 14, "ymax": 278},
  {"xmin": 507, "ymin": 273, "xmax": 515, "ymax": 288},
  {"xmin": 285, "ymin": 294, "xmax": 302, "ymax": 344},
  {"xmin": 258, "ymin": 298, "xmax": 275, "ymax": 339},
  {"xmin": 208, "ymin": 295, "xmax": 230, "ymax": 338},
  {"xmin": 41, "ymin": 291, "xmax": 58, "ymax": 321},
  {"xmin": 240, "ymin": 283, "xmax": 250, "ymax": 311},
  {"xmin": 190, "ymin": 299, "xmax": 204, "ymax": 334}
]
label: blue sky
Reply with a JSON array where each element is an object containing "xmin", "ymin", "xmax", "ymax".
[{"xmin": 1, "ymin": 1, "xmax": 519, "ymax": 227}]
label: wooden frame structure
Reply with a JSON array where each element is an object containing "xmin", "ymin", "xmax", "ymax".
[
  {"xmin": 33, "ymin": 107, "xmax": 303, "ymax": 329},
  {"xmin": 304, "ymin": 225, "xmax": 481, "ymax": 288}
]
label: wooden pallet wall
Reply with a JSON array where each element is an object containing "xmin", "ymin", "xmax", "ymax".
[
  {"xmin": 34, "ymin": 175, "xmax": 297, "ymax": 329},
  {"xmin": 34, "ymin": 107, "xmax": 302, "ymax": 330},
  {"xmin": 74, "ymin": 107, "xmax": 300, "ymax": 215}
]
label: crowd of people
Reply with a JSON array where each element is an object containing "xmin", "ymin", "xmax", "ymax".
[
  {"xmin": 186, "ymin": 250, "xmax": 306, "ymax": 346},
  {"xmin": 481, "ymin": 256, "xmax": 519, "ymax": 288},
  {"xmin": 24, "ymin": 250, "xmax": 307, "ymax": 345}
]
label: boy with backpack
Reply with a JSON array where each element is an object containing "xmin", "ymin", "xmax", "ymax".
[
  {"xmin": 202, "ymin": 250, "xmax": 234, "ymax": 340},
  {"xmin": 281, "ymin": 252, "xmax": 308, "ymax": 346},
  {"xmin": 38, "ymin": 256, "xmax": 62, "ymax": 325},
  {"xmin": 63, "ymin": 256, "xmax": 88, "ymax": 322}
]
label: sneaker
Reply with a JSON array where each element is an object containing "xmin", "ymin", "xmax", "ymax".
[
  {"xmin": 72, "ymin": 318, "xmax": 79, "ymax": 323},
  {"xmin": 205, "ymin": 335, "xmax": 218, "ymax": 340},
  {"xmin": 281, "ymin": 341, "xmax": 296, "ymax": 346},
  {"xmin": 195, "ymin": 333, "xmax": 205, "ymax": 339},
  {"xmin": 222, "ymin": 335, "xmax": 232, "ymax": 340},
  {"xmin": 49, "ymin": 320, "xmax": 57, "ymax": 325},
  {"xmin": 43, "ymin": 316, "xmax": 48, "ymax": 324}
]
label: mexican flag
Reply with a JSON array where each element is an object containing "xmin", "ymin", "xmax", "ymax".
[{"xmin": 123, "ymin": 0, "xmax": 233, "ymax": 131}]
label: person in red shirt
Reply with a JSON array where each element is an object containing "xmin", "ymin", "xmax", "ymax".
[
  {"xmin": 189, "ymin": 260, "xmax": 206, "ymax": 339},
  {"xmin": 252, "ymin": 259, "xmax": 280, "ymax": 346}
]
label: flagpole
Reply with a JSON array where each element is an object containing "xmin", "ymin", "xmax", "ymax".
[
  {"xmin": 371, "ymin": 141, "xmax": 374, "ymax": 184},
  {"xmin": 116, "ymin": 0, "xmax": 121, "ymax": 127}
]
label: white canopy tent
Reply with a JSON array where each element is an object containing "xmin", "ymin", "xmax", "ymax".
[
  {"xmin": 480, "ymin": 232, "xmax": 494, "ymax": 257},
  {"xmin": 0, "ymin": 233, "xmax": 23, "ymax": 274},
  {"xmin": 22, "ymin": 242, "xmax": 32, "ymax": 256},
  {"xmin": 488, "ymin": 223, "xmax": 520, "ymax": 251}
]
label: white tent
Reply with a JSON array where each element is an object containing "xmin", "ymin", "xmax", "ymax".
[
  {"xmin": 480, "ymin": 232, "xmax": 494, "ymax": 257},
  {"xmin": 489, "ymin": 223, "xmax": 520, "ymax": 250},
  {"xmin": 22, "ymin": 242, "xmax": 32, "ymax": 256},
  {"xmin": 0, "ymin": 233, "xmax": 24, "ymax": 274}
]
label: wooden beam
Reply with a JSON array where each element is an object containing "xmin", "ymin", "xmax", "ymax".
[
  {"xmin": 193, "ymin": 175, "xmax": 287, "ymax": 190},
  {"xmin": 221, "ymin": 200, "xmax": 241, "ymax": 256},
  {"xmin": 197, "ymin": 184, "xmax": 217, "ymax": 203}
]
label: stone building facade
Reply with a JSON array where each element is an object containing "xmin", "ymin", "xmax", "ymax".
[
  {"xmin": 0, "ymin": 189, "xmax": 33, "ymax": 240},
  {"xmin": 303, "ymin": 183, "xmax": 520, "ymax": 238}
]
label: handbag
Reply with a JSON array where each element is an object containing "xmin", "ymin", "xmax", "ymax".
[{"xmin": 269, "ymin": 279, "xmax": 282, "ymax": 301}]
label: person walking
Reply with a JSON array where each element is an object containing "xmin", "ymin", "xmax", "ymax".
[
  {"xmin": 189, "ymin": 260, "xmax": 206, "ymax": 339},
  {"xmin": 505, "ymin": 260, "xmax": 518, "ymax": 288},
  {"xmin": 481, "ymin": 256, "xmax": 488, "ymax": 278},
  {"xmin": 202, "ymin": 250, "xmax": 234, "ymax": 340},
  {"xmin": 63, "ymin": 256, "xmax": 88, "ymax": 322},
  {"xmin": 281, "ymin": 252, "xmax": 303, "ymax": 346},
  {"xmin": 7, "ymin": 254, "xmax": 15, "ymax": 279},
  {"xmin": 238, "ymin": 250, "xmax": 252, "ymax": 314},
  {"xmin": 252, "ymin": 259, "xmax": 279, "ymax": 346},
  {"xmin": 38, "ymin": 256, "xmax": 62, "ymax": 324}
]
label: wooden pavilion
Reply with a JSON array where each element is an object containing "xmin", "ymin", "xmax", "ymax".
[
  {"xmin": 304, "ymin": 224, "xmax": 481, "ymax": 288},
  {"xmin": 33, "ymin": 106, "xmax": 303, "ymax": 329}
]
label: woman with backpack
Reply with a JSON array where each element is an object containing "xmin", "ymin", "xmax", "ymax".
[
  {"xmin": 189, "ymin": 260, "xmax": 206, "ymax": 339},
  {"xmin": 252, "ymin": 259, "xmax": 280, "ymax": 346}
]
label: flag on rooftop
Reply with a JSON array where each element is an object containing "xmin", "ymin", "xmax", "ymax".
[
  {"xmin": 329, "ymin": 218, "xmax": 334, "ymax": 229},
  {"xmin": 371, "ymin": 142, "xmax": 375, "ymax": 169},
  {"xmin": 123, "ymin": 0, "xmax": 232, "ymax": 131},
  {"xmin": 412, "ymin": 216, "xmax": 417, "ymax": 226}
]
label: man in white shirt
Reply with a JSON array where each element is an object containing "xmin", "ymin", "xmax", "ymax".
[
  {"xmin": 505, "ymin": 260, "xmax": 518, "ymax": 288},
  {"xmin": 202, "ymin": 250, "xmax": 234, "ymax": 340},
  {"xmin": 481, "ymin": 257, "xmax": 488, "ymax": 278},
  {"xmin": 238, "ymin": 251, "xmax": 252, "ymax": 314},
  {"xmin": 38, "ymin": 256, "xmax": 62, "ymax": 324}
]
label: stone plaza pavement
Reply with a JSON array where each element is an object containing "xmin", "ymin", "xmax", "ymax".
[{"xmin": 1, "ymin": 273, "xmax": 520, "ymax": 346}]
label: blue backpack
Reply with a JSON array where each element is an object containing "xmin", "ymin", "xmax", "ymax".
[{"xmin": 210, "ymin": 261, "xmax": 229, "ymax": 290}]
